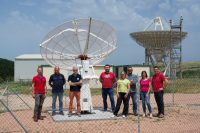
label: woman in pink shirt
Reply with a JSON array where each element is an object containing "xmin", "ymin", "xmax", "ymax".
[{"xmin": 140, "ymin": 71, "xmax": 152, "ymax": 118}]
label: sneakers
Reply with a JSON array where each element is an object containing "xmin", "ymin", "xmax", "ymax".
[
  {"xmin": 122, "ymin": 115, "xmax": 127, "ymax": 118},
  {"xmin": 59, "ymin": 111, "xmax": 64, "ymax": 115},
  {"xmin": 102, "ymin": 108, "xmax": 107, "ymax": 112},
  {"xmin": 38, "ymin": 116, "xmax": 44, "ymax": 120},
  {"xmin": 158, "ymin": 114, "xmax": 164, "ymax": 118},
  {"xmin": 111, "ymin": 114, "xmax": 117, "ymax": 118},
  {"xmin": 33, "ymin": 116, "xmax": 38, "ymax": 122},
  {"xmin": 142, "ymin": 114, "xmax": 146, "ymax": 117},
  {"xmin": 52, "ymin": 111, "xmax": 56, "ymax": 116},
  {"xmin": 68, "ymin": 113, "xmax": 72, "ymax": 117},
  {"xmin": 152, "ymin": 113, "xmax": 160, "ymax": 117},
  {"xmin": 52, "ymin": 111, "xmax": 65, "ymax": 116},
  {"xmin": 149, "ymin": 113, "xmax": 153, "ymax": 118},
  {"xmin": 133, "ymin": 112, "xmax": 138, "ymax": 116},
  {"xmin": 77, "ymin": 113, "xmax": 81, "ymax": 117}
]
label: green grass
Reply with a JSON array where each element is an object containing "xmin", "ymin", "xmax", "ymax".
[
  {"xmin": 0, "ymin": 81, "xmax": 32, "ymax": 95},
  {"xmin": 182, "ymin": 62, "xmax": 200, "ymax": 71},
  {"xmin": 0, "ymin": 78, "xmax": 200, "ymax": 95},
  {"xmin": 163, "ymin": 78, "xmax": 200, "ymax": 93},
  {"xmin": 173, "ymin": 78, "xmax": 200, "ymax": 93},
  {"xmin": 0, "ymin": 81, "xmax": 104, "ymax": 96}
]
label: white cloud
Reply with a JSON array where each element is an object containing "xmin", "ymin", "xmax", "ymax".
[
  {"xmin": 176, "ymin": 4, "xmax": 200, "ymax": 28},
  {"xmin": 46, "ymin": 0, "xmax": 66, "ymax": 5},
  {"xmin": 18, "ymin": 0, "xmax": 36, "ymax": 6},
  {"xmin": 0, "ymin": 10, "xmax": 49, "ymax": 59},
  {"xmin": 1, "ymin": 0, "xmax": 199, "ymax": 63},
  {"xmin": 38, "ymin": 0, "xmax": 151, "ymax": 64},
  {"xmin": 45, "ymin": 7, "xmax": 62, "ymax": 16},
  {"xmin": 158, "ymin": 0, "xmax": 171, "ymax": 11},
  {"xmin": 43, "ymin": 0, "xmax": 150, "ymax": 32}
]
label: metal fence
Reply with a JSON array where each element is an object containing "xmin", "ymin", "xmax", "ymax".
[{"xmin": 0, "ymin": 74, "xmax": 200, "ymax": 133}]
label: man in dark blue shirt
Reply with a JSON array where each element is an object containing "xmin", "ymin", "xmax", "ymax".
[
  {"xmin": 49, "ymin": 67, "xmax": 66, "ymax": 116},
  {"xmin": 68, "ymin": 67, "xmax": 82, "ymax": 117}
]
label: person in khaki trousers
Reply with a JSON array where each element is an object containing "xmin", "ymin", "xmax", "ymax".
[{"xmin": 68, "ymin": 67, "xmax": 82, "ymax": 117}]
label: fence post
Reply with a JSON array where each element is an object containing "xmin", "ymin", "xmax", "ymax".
[
  {"xmin": 136, "ymin": 76, "xmax": 140, "ymax": 133},
  {"xmin": 170, "ymin": 77, "xmax": 175, "ymax": 105},
  {"xmin": 6, "ymin": 81, "xmax": 8, "ymax": 107}
]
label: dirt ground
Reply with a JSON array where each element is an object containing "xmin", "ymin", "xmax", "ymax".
[{"xmin": 0, "ymin": 94, "xmax": 200, "ymax": 133}]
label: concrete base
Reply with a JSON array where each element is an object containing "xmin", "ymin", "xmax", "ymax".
[{"xmin": 49, "ymin": 108, "xmax": 119, "ymax": 122}]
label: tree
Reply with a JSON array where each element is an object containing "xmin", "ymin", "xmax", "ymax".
[{"xmin": 0, "ymin": 58, "xmax": 14, "ymax": 82}]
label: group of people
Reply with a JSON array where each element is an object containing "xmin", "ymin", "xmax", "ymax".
[
  {"xmin": 32, "ymin": 66, "xmax": 82, "ymax": 122},
  {"xmin": 99, "ymin": 64, "xmax": 169, "ymax": 118},
  {"xmin": 31, "ymin": 64, "xmax": 169, "ymax": 122}
]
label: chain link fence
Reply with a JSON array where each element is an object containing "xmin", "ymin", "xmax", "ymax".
[
  {"xmin": 0, "ymin": 80, "xmax": 137, "ymax": 133},
  {"xmin": 138, "ymin": 71, "xmax": 200, "ymax": 133},
  {"xmin": 0, "ymin": 72, "xmax": 200, "ymax": 132}
]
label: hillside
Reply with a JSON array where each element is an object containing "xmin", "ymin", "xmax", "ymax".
[
  {"xmin": 0, "ymin": 58, "xmax": 14, "ymax": 82},
  {"xmin": 181, "ymin": 62, "xmax": 200, "ymax": 78},
  {"xmin": 182, "ymin": 62, "xmax": 200, "ymax": 71}
]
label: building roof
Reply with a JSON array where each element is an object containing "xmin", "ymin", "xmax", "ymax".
[
  {"xmin": 15, "ymin": 54, "xmax": 43, "ymax": 60},
  {"xmin": 15, "ymin": 54, "xmax": 104, "ymax": 66}
]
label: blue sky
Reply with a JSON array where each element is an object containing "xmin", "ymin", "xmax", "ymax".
[{"xmin": 0, "ymin": 0, "xmax": 200, "ymax": 65}]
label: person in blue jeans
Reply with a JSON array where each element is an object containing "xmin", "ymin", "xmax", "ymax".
[
  {"xmin": 140, "ymin": 71, "xmax": 152, "ymax": 118},
  {"xmin": 100, "ymin": 64, "xmax": 116, "ymax": 112},
  {"xmin": 49, "ymin": 67, "xmax": 66, "ymax": 116},
  {"xmin": 126, "ymin": 67, "xmax": 138, "ymax": 116}
]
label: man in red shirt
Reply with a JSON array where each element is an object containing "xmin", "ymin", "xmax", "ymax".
[
  {"xmin": 32, "ymin": 67, "xmax": 47, "ymax": 122},
  {"xmin": 152, "ymin": 66, "xmax": 169, "ymax": 118},
  {"xmin": 100, "ymin": 64, "xmax": 116, "ymax": 112}
]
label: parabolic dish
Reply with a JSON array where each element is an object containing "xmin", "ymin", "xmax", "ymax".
[
  {"xmin": 40, "ymin": 18, "xmax": 117, "ymax": 69},
  {"xmin": 130, "ymin": 31, "xmax": 187, "ymax": 49}
]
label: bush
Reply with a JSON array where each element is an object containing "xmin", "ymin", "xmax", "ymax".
[
  {"xmin": 177, "ymin": 69, "xmax": 200, "ymax": 78},
  {"xmin": 0, "ymin": 77, "xmax": 4, "ymax": 83},
  {"xmin": 0, "ymin": 58, "xmax": 14, "ymax": 82}
]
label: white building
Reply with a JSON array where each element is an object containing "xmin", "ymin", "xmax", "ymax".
[
  {"xmin": 14, "ymin": 54, "xmax": 47, "ymax": 81},
  {"xmin": 14, "ymin": 54, "xmax": 107, "ymax": 81},
  {"xmin": 15, "ymin": 54, "xmax": 150, "ymax": 88}
]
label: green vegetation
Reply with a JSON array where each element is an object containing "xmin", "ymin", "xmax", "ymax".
[
  {"xmin": 0, "ymin": 82, "xmax": 104, "ymax": 96},
  {"xmin": 0, "ymin": 61, "xmax": 199, "ymax": 95},
  {"xmin": 0, "ymin": 81, "xmax": 32, "ymax": 94},
  {"xmin": 0, "ymin": 58, "xmax": 14, "ymax": 83},
  {"xmin": 180, "ymin": 62, "xmax": 200, "ymax": 78},
  {"xmin": 181, "ymin": 62, "xmax": 200, "ymax": 70},
  {"xmin": 0, "ymin": 78, "xmax": 200, "ymax": 95},
  {"xmin": 174, "ymin": 78, "xmax": 200, "ymax": 93}
]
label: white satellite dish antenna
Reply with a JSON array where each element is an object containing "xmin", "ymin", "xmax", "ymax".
[{"xmin": 40, "ymin": 18, "xmax": 117, "ymax": 113}]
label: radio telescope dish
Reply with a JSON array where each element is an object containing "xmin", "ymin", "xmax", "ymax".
[
  {"xmin": 40, "ymin": 18, "xmax": 117, "ymax": 113},
  {"xmin": 40, "ymin": 18, "xmax": 117, "ymax": 70},
  {"xmin": 130, "ymin": 17, "xmax": 187, "ymax": 77}
]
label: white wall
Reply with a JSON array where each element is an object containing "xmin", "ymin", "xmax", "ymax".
[
  {"xmin": 14, "ymin": 59, "xmax": 47, "ymax": 81},
  {"xmin": 14, "ymin": 59, "xmax": 150, "ymax": 88},
  {"xmin": 132, "ymin": 67, "xmax": 150, "ymax": 78},
  {"xmin": 42, "ymin": 66, "xmax": 106, "ymax": 89},
  {"xmin": 116, "ymin": 66, "xmax": 150, "ymax": 79},
  {"xmin": 43, "ymin": 67, "xmax": 69, "ymax": 89}
]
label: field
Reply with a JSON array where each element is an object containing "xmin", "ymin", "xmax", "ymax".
[
  {"xmin": 0, "ymin": 61, "xmax": 200, "ymax": 132},
  {"xmin": 0, "ymin": 79, "xmax": 200, "ymax": 132},
  {"xmin": 1, "ymin": 77, "xmax": 200, "ymax": 96},
  {"xmin": 0, "ymin": 93, "xmax": 200, "ymax": 133},
  {"xmin": 181, "ymin": 61, "xmax": 200, "ymax": 71}
]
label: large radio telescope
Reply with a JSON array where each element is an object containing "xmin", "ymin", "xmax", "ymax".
[
  {"xmin": 40, "ymin": 18, "xmax": 117, "ymax": 113},
  {"xmin": 130, "ymin": 17, "xmax": 187, "ymax": 78},
  {"xmin": 40, "ymin": 18, "xmax": 117, "ymax": 70}
]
